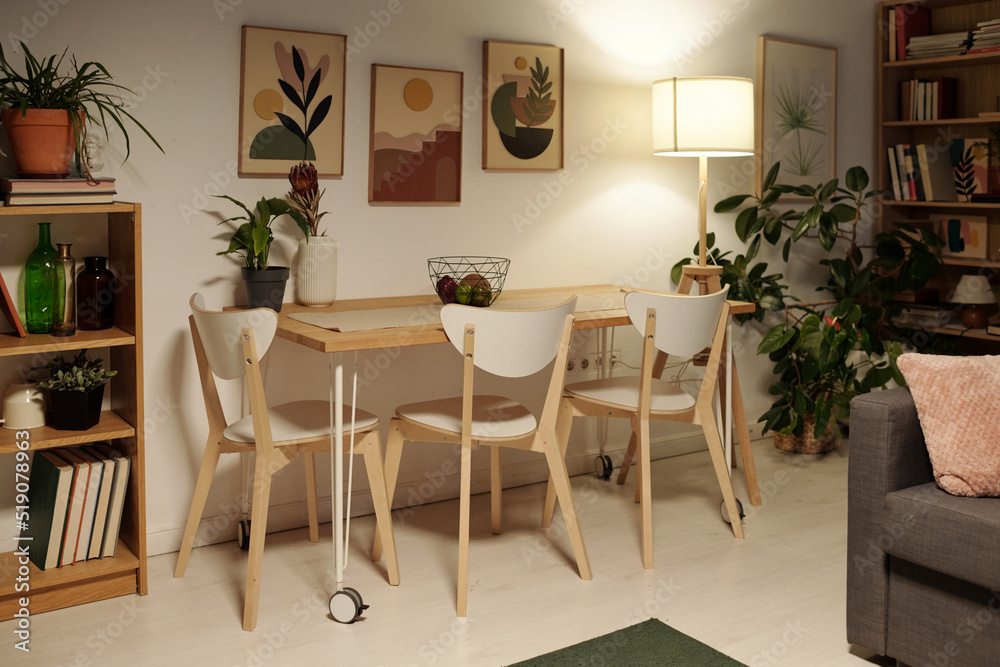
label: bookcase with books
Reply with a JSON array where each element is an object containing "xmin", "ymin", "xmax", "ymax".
[
  {"xmin": 879, "ymin": 0, "xmax": 1000, "ymax": 343},
  {"xmin": 0, "ymin": 202, "xmax": 145, "ymax": 620}
]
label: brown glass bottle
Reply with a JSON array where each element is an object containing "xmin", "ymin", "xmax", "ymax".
[{"xmin": 77, "ymin": 256, "xmax": 115, "ymax": 330}]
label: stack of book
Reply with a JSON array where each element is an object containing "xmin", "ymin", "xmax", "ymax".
[
  {"xmin": 899, "ymin": 77, "xmax": 958, "ymax": 121},
  {"xmin": 893, "ymin": 303, "xmax": 959, "ymax": 330},
  {"xmin": 1, "ymin": 177, "xmax": 116, "ymax": 206},
  {"xmin": 906, "ymin": 30, "xmax": 973, "ymax": 59},
  {"xmin": 21, "ymin": 444, "xmax": 131, "ymax": 570},
  {"xmin": 886, "ymin": 143, "xmax": 961, "ymax": 202},
  {"xmin": 969, "ymin": 19, "xmax": 1000, "ymax": 54}
]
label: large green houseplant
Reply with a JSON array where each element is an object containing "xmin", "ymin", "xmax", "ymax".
[
  {"xmin": 215, "ymin": 194, "xmax": 308, "ymax": 313},
  {"xmin": 675, "ymin": 163, "xmax": 944, "ymax": 449},
  {"xmin": 0, "ymin": 41, "xmax": 162, "ymax": 178}
]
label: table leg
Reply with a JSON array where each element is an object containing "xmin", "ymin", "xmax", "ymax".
[{"xmin": 330, "ymin": 352, "xmax": 344, "ymax": 593}]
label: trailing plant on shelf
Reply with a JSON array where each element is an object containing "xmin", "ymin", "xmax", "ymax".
[
  {"xmin": 0, "ymin": 41, "xmax": 163, "ymax": 177},
  {"xmin": 673, "ymin": 163, "xmax": 944, "ymax": 444}
]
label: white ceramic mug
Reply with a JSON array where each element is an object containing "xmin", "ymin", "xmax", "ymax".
[{"xmin": 2, "ymin": 381, "xmax": 47, "ymax": 430}]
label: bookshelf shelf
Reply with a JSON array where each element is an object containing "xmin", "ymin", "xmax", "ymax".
[
  {"xmin": 0, "ymin": 203, "xmax": 145, "ymax": 621},
  {"xmin": 884, "ymin": 117, "xmax": 1000, "ymax": 126}
]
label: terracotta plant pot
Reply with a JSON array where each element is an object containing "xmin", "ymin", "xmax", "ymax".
[{"xmin": 0, "ymin": 108, "xmax": 79, "ymax": 179}]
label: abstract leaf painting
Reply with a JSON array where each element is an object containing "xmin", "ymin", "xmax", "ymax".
[
  {"xmin": 757, "ymin": 37, "xmax": 837, "ymax": 198},
  {"xmin": 368, "ymin": 64, "xmax": 463, "ymax": 204},
  {"xmin": 483, "ymin": 41, "xmax": 564, "ymax": 170},
  {"xmin": 239, "ymin": 26, "xmax": 346, "ymax": 177},
  {"xmin": 950, "ymin": 138, "xmax": 988, "ymax": 202}
]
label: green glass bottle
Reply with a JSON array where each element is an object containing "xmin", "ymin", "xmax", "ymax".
[{"xmin": 24, "ymin": 222, "xmax": 56, "ymax": 334}]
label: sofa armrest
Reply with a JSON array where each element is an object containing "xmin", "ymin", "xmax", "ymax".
[{"xmin": 846, "ymin": 387, "xmax": 933, "ymax": 654}]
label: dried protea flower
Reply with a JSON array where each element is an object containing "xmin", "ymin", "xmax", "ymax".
[{"xmin": 286, "ymin": 161, "xmax": 328, "ymax": 237}]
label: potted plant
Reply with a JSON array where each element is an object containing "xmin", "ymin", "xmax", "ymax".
[
  {"xmin": 285, "ymin": 161, "xmax": 337, "ymax": 306},
  {"xmin": 0, "ymin": 41, "xmax": 162, "ymax": 179},
  {"xmin": 215, "ymin": 194, "xmax": 308, "ymax": 312},
  {"xmin": 37, "ymin": 350, "xmax": 117, "ymax": 431},
  {"xmin": 674, "ymin": 163, "xmax": 944, "ymax": 451}
]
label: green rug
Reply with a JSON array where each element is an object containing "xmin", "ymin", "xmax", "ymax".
[{"xmin": 507, "ymin": 618, "xmax": 746, "ymax": 666}]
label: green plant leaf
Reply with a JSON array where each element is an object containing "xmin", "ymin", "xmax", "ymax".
[
  {"xmin": 762, "ymin": 162, "xmax": 781, "ymax": 191},
  {"xmin": 845, "ymin": 166, "xmax": 869, "ymax": 192},
  {"xmin": 758, "ymin": 325, "xmax": 796, "ymax": 354},
  {"xmin": 714, "ymin": 194, "xmax": 752, "ymax": 213},
  {"xmin": 734, "ymin": 206, "xmax": 758, "ymax": 242}
]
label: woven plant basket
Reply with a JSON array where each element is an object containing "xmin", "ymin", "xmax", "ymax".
[{"xmin": 773, "ymin": 414, "xmax": 835, "ymax": 454}]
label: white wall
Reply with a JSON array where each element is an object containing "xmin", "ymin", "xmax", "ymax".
[{"xmin": 0, "ymin": 0, "xmax": 876, "ymax": 555}]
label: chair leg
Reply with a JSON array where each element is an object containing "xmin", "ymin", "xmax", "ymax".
[
  {"xmin": 457, "ymin": 441, "xmax": 472, "ymax": 616},
  {"xmin": 731, "ymin": 362, "xmax": 762, "ymax": 506},
  {"xmin": 373, "ymin": 419, "xmax": 404, "ymax": 563},
  {"xmin": 174, "ymin": 437, "xmax": 223, "ymax": 578},
  {"xmin": 243, "ymin": 449, "xmax": 276, "ymax": 631},
  {"xmin": 617, "ymin": 432, "xmax": 637, "ymax": 485},
  {"xmin": 540, "ymin": 430, "xmax": 592, "ymax": 581},
  {"xmin": 304, "ymin": 451, "xmax": 320, "ymax": 543},
  {"xmin": 542, "ymin": 400, "xmax": 574, "ymax": 527},
  {"xmin": 491, "ymin": 447, "xmax": 502, "ymax": 535},
  {"xmin": 637, "ymin": 418, "xmax": 653, "ymax": 569},
  {"xmin": 697, "ymin": 403, "xmax": 745, "ymax": 539},
  {"xmin": 634, "ymin": 434, "xmax": 642, "ymax": 505},
  {"xmin": 360, "ymin": 431, "xmax": 400, "ymax": 586}
]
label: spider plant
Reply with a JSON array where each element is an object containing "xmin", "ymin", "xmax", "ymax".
[{"xmin": 0, "ymin": 41, "xmax": 163, "ymax": 174}]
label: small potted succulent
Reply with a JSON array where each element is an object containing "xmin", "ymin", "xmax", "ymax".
[
  {"xmin": 215, "ymin": 194, "xmax": 308, "ymax": 312},
  {"xmin": 37, "ymin": 350, "xmax": 117, "ymax": 431},
  {"xmin": 0, "ymin": 41, "xmax": 162, "ymax": 179}
]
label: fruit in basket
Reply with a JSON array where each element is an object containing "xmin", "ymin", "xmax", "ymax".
[
  {"xmin": 462, "ymin": 273, "xmax": 490, "ymax": 291},
  {"xmin": 435, "ymin": 275, "xmax": 459, "ymax": 303},
  {"xmin": 471, "ymin": 284, "xmax": 491, "ymax": 307},
  {"xmin": 455, "ymin": 282, "xmax": 472, "ymax": 304}
]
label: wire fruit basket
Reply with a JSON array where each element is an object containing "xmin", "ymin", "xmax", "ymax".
[{"xmin": 428, "ymin": 256, "xmax": 510, "ymax": 307}]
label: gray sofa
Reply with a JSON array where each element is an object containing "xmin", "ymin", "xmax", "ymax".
[{"xmin": 847, "ymin": 387, "xmax": 1000, "ymax": 667}]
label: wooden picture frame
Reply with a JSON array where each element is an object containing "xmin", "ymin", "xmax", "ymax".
[
  {"xmin": 0, "ymin": 270, "xmax": 25, "ymax": 337},
  {"xmin": 368, "ymin": 64, "xmax": 463, "ymax": 204},
  {"xmin": 482, "ymin": 41, "xmax": 564, "ymax": 171},
  {"xmin": 238, "ymin": 26, "xmax": 346, "ymax": 177},
  {"xmin": 756, "ymin": 36, "xmax": 837, "ymax": 198}
]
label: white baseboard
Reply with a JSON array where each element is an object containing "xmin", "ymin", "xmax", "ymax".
[{"xmin": 148, "ymin": 428, "xmax": 726, "ymax": 558}]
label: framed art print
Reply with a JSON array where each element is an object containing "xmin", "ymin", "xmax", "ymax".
[
  {"xmin": 368, "ymin": 64, "xmax": 463, "ymax": 204},
  {"xmin": 482, "ymin": 41, "xmax": 564, "ymax": 171},
  {"xmin": 238, "ymin": 26, "xmax": 346, "ymax": 177},
  {"xmin": 933, "ymin": 214, "xmax": 988, "ymax": 259},
  {"xmin": 756, "ymin": 36, "xmax": 837, "ymax": 197}
]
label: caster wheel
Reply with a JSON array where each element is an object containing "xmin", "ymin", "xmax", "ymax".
[
  {"xmin": 594, "ymin": 454, "xmax": 613, "ymax": 480},
  {"xmin": 721, "ymin": 498, "xmax": 745, "ymax": 525},
  {"xmin": 237, "ymin": 519, "xmax": 251, "ymax": 551},
  {"xmin": 330, "ymin": 587, "xmax": 369, "ymax": 624}
]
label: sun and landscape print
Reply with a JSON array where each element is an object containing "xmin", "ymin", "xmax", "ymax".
[
  {"xmin": 238, "ymin": 26, "xmax": 346, "ymax": 177},
  {"xmin": 484, "ymin": 41, "xmax": 564, "ymax": 171}
]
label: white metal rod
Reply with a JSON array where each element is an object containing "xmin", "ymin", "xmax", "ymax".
[{"xmin": 330, "ymin": 352, "xmax": 345, "ymax": 591}]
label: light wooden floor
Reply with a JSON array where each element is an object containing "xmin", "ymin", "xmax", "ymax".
[{"xmin": 4, "ymin": 440, "xmax": 892, "ymax": 666}]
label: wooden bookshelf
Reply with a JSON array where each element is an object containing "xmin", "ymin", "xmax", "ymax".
[{"xmin": 0, "ymin": 202, "xmax": 145, "ymax": 621}]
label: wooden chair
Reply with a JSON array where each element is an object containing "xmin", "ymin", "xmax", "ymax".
[
  {"xmin": 174, "ymin": 294, "xmax": 399, "ymax": 631},
  {"xmin": 543, "ymin": 289, "xmax": 744, "ymax": 570},
  {"xmin": 371, "ymin": 298, "xmax": 591, "ymax": 616}
]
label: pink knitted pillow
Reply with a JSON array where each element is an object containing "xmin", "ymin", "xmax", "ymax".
[{"xmin": 897, "ymin": 353, "xmax": 1000, "ymax": 497}]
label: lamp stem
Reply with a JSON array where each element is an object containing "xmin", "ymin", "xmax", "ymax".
[{"xmin": 698, "ymin": 154, "xmax": 708, "ymax": 267}]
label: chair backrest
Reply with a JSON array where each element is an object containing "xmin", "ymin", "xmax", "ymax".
[
  {"xmin": 189, "ymin": 293, "xmax": 278, "ymax": 380},
  {"xmin": 440, "ymin": 298, "xmax": 577, "ymax": 378},
  {"xmin": 624, "ymin": 289, "xmax": 727, "ymax": 357}
]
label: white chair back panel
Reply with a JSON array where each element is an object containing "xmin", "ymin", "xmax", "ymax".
[
  {"xmin": 190, "ymin": 293, "xmax": 278, "ymax": 381},
  {"xmin": 624, "ymin": 290, "xmax": 726, "ymax": 357},
  {"xmin": 440, "ymin": 298, "xmax": 576, "ymax": 378}
]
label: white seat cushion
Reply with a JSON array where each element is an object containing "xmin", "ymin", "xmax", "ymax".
[
  {"xmin": 396, "ymin": 395, "xmax": 537, "ymax": 439},
  {"xmin": 224, "ymin": 400, "xmax": 378, "ymax": 444},
  {"xmin": 565, "ymin": 376, "xmax": 696, "ymax": 412}
]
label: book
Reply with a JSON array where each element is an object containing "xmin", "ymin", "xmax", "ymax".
[
  {"xmin": 22, "ymin": 451, "xmax": 75, "ymax": 570},
  {"xmin": 72, "ymin": 448, "xmax": 105, "ymax": 561},
  {"xmin": 94, "ymin": 443, "xmax": 130, "ymax": 558},
  {"xmin": 54, "ymin": 448, "xmax": 91, "ymax": 567},
  {"xmin": 888, "ymin": 9, "xmax": 897, "ymax": 62},
  {"xmin": 0, "ymin": 177, "xmax": 116, "ymax": 194},
  {"xmin": 887, "ymin": 146, "xmax": 902, "ymax": 201},
  {"xmin": 950, "ymin": 139, "xmax": 989, "ymax": 202},
  {"xmin": 82, "ymin": 446, "xmax": 116, "ymax": 560},
  {"xmin": 895, "ymin": 144, "xmax": 911, "ymax": 201},
  {"xmin": 905, "ymin": 145, "xmax": 924, "ymax": 200},
  {"xmin": 4, "ymin": 192, "xmax": 115, "ymax": 206},
  {"xmin": 916, "ymin": 144, "xmax": 957, "ymax": 201},
  {"xmin": 895, "ymin": 5, "xmax": 930, "ymax": 62}
]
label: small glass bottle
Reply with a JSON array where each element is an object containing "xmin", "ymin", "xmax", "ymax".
[
  {"xmin": 77, "ymin": 256, "xmax": 115, "ymax": 330},
  {"xmin": 52, "ymin": 243, "xmax": 76, "ymax": 337},
  {"xmin": 24, "ymin": 222, "xmax": 56, "ymax": 334}
]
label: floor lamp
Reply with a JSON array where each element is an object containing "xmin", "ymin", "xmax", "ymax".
[{"xmin": 652, "ymin": 76, "xmax": 755, "ymax": 295}]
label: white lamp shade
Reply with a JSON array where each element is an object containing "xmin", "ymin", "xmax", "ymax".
[
  {"xmin": 951, "ymin": 274, "xmax": 994, "ymax": 305},
  {"xmin": 652, "ymin": 77, "xmax": 755, "ymax": 157}
]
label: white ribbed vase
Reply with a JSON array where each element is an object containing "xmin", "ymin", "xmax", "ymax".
[{"xmin": 295, "ymin": 236, "xmax": 338, "ymax": 307}]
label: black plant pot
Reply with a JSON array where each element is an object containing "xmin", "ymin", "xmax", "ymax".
[
  {"xmin": 48, "ymin": 384, "xmax": 105, "ymax": 431},
  {"xmin": 242, "ymin": 266, "xmax": 289, "ymax": 312}
]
